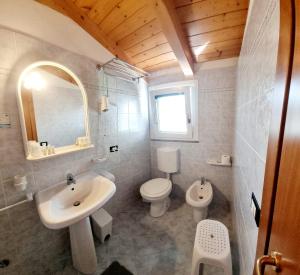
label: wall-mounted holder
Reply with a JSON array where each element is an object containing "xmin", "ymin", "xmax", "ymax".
[
  {"xmin": 14, "ymin": 175, "xmax": 28, "ymax": 191},
  {"xmin": 0, "ymin": 192, "xmax": 34, "ymax": 213},
  {"xmin": 206, "ymin": 154, "xmax": 232, "ymax": 167},
  {"xmin": 92, "ymin": 157, "xmax": 107, "ymax": 163},
  {"xmin": 100, "ymin": 95, "xmax": 109, "ymax": 112}
]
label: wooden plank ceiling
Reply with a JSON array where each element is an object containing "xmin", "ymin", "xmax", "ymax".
[{"xmin": 37, "ymin": 0, "xmax": 249, "ymax": 74}]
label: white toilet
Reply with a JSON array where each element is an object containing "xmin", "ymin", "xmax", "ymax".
[
  {"xmin": 186, "ymin": 178, "xmax": 213, "ymax": 222},
  {"xmin": 140, "ymin": 147, "xmax": 179, "ymax": 217}
]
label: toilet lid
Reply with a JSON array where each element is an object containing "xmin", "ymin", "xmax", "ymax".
[{"xmin": 141, "ymin": 178, "xmax": 171, "ymax": 196}]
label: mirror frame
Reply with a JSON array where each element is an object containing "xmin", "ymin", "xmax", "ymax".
[{"xmin": 17, "ymin": 61, "xmax": 92, "ymax": 160}]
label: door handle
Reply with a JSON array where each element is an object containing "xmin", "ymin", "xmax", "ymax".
[{"xmin": 256, "ymin": 251, "xmax": 282, "ymax": 275}]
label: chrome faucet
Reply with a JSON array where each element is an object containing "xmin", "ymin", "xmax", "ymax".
[
  {"xmin": 67, "ymin": 173, "xmax": 76, "ymax": 185},
  {"xmin": 200, "ymin": 177, "xmax": 206, "ymax": 185}
]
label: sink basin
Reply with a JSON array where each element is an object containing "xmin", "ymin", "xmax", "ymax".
[
  {"xmin": 36, "ymin": 171, "xmax": 116, "ymax": 274},
  {"xmin": 36, "ymin": 171, "xmax": 116, "ymax": 229}
]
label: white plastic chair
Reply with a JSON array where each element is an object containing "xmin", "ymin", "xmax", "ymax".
[{"xmin": 191, "ymin": 219, "xmax": 232, "ymax": 275}]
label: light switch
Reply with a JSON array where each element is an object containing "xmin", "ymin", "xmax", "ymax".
[{"xmin": 0, "ymin": 113, "xmax": 11, "ymax": 128}]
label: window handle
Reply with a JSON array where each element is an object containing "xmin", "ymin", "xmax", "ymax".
[{"xmin": 187, "ymin": 117, "xmax": 191, "ymax": 124}]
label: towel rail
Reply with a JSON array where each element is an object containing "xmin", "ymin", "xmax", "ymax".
[{"xmin": 97, "ymin": 57, "xmax": 148, "ymax": 81}]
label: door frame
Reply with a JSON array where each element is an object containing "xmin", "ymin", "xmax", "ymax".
[{"xmin": 254, "ymin": 0, "xmax": 296, "ymax": 273}]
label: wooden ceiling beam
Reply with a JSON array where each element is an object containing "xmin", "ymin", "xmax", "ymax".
[
  {"xmin": 152, "ymin": 0, "xmax": 194, "ymax": 76},
  {"xmin": 36, "ymin": 0, "xmax": 134, "ymax": 64}
]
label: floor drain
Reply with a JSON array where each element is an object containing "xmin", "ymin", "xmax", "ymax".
[{"xmin": 73, "ymin": 201, "xmax": 81, "ymax": 206}]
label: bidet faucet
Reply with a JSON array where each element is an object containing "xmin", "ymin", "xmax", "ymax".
[{"xmin": 67, "ymin": 173, "xmax": 76, "ymax": 185}]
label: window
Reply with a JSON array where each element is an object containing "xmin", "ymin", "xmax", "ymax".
[
  {"xmin": 149, "ymin": 80, "xmax": 198, "ymax": 141},
  {"xmin": 156, "ymin": 93, "xmax": 187, "ymax": 133}
]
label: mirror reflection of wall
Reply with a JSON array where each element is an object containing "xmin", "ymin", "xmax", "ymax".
[{"xmin": 21, "ymin": 65, "xmax": 86, "ymax": 147}]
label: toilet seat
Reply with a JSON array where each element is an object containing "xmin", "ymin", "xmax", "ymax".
[{"xmin": 140, "ymin": 178, "xmax": 172, "ymax": 200}]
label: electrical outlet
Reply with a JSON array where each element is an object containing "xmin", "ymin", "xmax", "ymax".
[
  {"xmin": 251, "ymin": 192, "xmax": 260, "ymax": 227},
  {"xmin": 109, "ymin": 145, "xmax": 119, "ymax": 153}
]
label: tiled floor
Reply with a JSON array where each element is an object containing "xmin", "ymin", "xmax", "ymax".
[{"xmin": 55, "ymin": 195, "xmax": 238, "ymax": 275}]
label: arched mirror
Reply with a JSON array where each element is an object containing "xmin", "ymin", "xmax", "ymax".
[{"xmin": 17, "ymin": 61, "xmax": 93, "ymax": 160}]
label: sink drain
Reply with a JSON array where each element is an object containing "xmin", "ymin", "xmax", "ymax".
[
  {"xmin": 73, "ymin": 201, "xmax": 81, "ymax": 206},
  {"xmin": 199, "ymin": 196, "xmax": 203, "ymax": 199}
]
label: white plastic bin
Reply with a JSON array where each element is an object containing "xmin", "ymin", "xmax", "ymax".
[{"xmin": 91, "ymin": 208, "xmax": 112, "ymax": 243}]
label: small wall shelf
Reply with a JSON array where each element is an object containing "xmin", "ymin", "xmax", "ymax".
[
  {"xmin": 206, "ymin": 160, "xmax": 232, "ymax": 167},
  {"xmin": 27, "ymin": 144, "xmax": 94, "ymax": 161}
]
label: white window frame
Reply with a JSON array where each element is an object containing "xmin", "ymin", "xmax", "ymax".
[{"xmin": 149, "ymin": 80, "xmax": 198, "ymax": 141}]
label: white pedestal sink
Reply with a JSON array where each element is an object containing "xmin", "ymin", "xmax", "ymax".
[{"xmin": 36, "ymin": 171, "xmax": 116, "ymax": 274}]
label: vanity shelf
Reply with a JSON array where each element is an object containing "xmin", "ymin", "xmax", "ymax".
[{"xmin": 27, "ymin": 144, "xmax": 94, "ymax": 161}]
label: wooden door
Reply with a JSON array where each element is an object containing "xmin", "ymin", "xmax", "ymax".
[
  {"xmin": 264, "ymin": 0, "xmax": 300, "ymax": 273},
  {"xmin": 255, "ymin": 0, "xmax": 300, "ymax": 274}
]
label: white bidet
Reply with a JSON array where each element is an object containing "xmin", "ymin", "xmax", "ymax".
[{"xmin": 186, "ymin": 178, "xmax": 213, "ymax": 222}]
